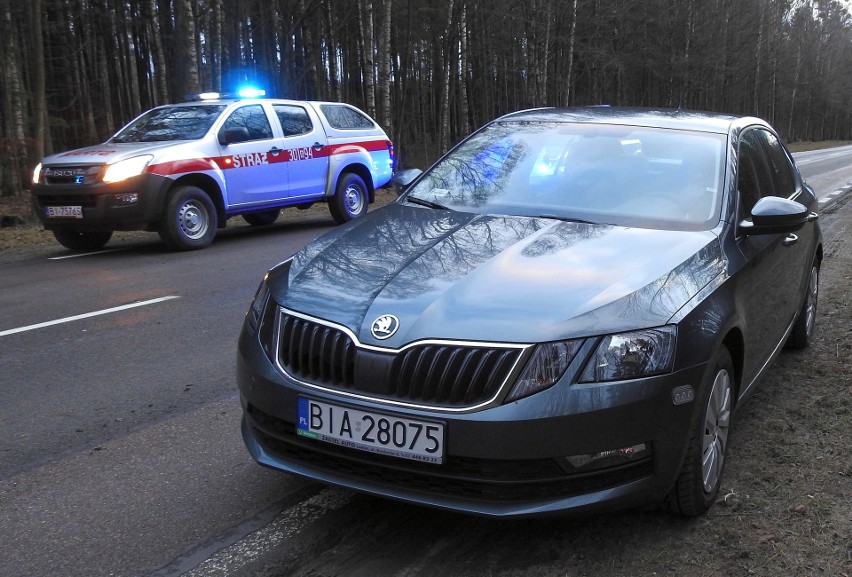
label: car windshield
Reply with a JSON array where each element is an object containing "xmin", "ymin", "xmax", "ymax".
[
  {"xmin": 404, "ymin": 121, "xmax": 727, "ymax": 230},
  {"xmin": 109, "ymin": 105, "xmax": 227, "ymax": 143}
]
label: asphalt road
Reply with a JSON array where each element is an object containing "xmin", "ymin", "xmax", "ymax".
[{"xmin": 1, "ymin": 146, "xmax": 850, "ymax": 577}]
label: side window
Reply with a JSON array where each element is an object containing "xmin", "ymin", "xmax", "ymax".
[
  {"xmin": 737, "ymin": 130, "xmax": 774, "ymax": 221},
  {"xmin": 756, "ymin": 130, "xmax": 797, "ymax": 198},
  {"xmin": 273, "ymin": 105, "xmax": 313, "ymax": 137},
  {"xmin": 221, "ymin": 105, "xmax": 272, "ymax": 141},
  {"xmin": 319, "ymin": 104, "xmax": 375, "ymax": 129}
]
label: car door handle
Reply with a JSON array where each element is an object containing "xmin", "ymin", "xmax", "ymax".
[
  {"xmin": 312, "ymin": 142, "xmax": 325, "ymax": 151},
  {"xmin": 783, "ymin": 233, "xmax": 799, "ymax": 246},
  {"xmin": 268, "ymin": 147, "xmax": 283, "ymax": 156}
]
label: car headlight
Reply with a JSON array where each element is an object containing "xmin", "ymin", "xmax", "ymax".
[
  {"xmin": 506, "ymin": 340, "xmax": 584, "ymax": 402},
  {"xmin": 579, "ymin": 326, "xmax": 676, "ymax": 383},
  {"xmin": 32, "ymin": 163, "xmax": 42, "ymax": 185},
  {"xmin": 246, "ymin": 276, "xmax": 279, "ymax": 361},
  {"xmin": 102, "ymin": 155, "xmax": 153, "ymax": 183},
  {"xmin": 247, "ymin": 276, "xmax": 271, "ymax": 331}
]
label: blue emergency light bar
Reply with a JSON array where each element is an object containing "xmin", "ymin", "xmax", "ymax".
[{"xmin": 185, "ymin": 88, "xmax": 267, "ymax": 101}]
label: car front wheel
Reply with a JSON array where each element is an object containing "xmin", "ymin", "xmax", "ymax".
[
  {"xmin": 159, "ymin": 186, "xmax": 217, "ymax": 250},
  {"xmin": 668, "ymin": 346, "xmax": 734, "ymax": 517},
  {"xmin": 52, "ymin": 228, "xmax": 113, "ymax": 251},
  {"xmin": 329, "ymin": 173, "xmax": 368, "ymax": 224},
  {"xmin": 786, "ymin": 259, "xmax": 819, "ymax": 350}
]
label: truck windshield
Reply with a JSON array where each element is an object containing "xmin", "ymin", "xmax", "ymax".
[{"xmin": 110, "ymin": 105, "xmax": 226, "ymax": 143}]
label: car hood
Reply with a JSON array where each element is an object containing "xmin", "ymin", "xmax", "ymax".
[
  {"xmin": 40, "ymin": 141, "xmax": 188, "ymax": 166},
  {"xmin": 268, "ymin": 203, "xmax": 724, "ymax": 346}
]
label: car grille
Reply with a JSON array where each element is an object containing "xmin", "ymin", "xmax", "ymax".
[
  {"xmin": 276, "ymin": 311, "xmax": 524, "ymax": 408},
  {"xmin": 247, "ymin": 405, "xmax": 654, "ymax": 504}
]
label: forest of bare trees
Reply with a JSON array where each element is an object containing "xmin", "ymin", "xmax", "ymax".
[{"xmin": 1, "ymin": 0, "xmax": 851, "ymax": 197}]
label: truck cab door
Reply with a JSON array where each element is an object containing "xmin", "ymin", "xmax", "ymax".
[
  {"xmin": 218, "ymin": 103, "xmax": 288, "ymax": 207},
  {"xmin": 272, "ymin": 104, "xmax": 330, "ymax": 201}
]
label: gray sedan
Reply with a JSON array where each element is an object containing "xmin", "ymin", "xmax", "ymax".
[{"xmin": 237, "ymin": 107, "xmax": 821, "ymax": 517}]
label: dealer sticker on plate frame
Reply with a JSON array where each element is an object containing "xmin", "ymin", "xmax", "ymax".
[{"xmin": 297, "ymin": 397, "xmax": 444, "ymax": 464}]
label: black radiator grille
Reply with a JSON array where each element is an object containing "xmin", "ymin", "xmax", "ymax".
[{"xmin": 276, "ymin": 311, "xmax": 524, "ymax": 408}]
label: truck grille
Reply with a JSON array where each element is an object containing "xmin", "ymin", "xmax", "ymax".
[
  {"xmin": 43, "ymin": 165, "xmax": 101, "ymax": 186},
  {"xmin": 276, "ymin": 311, "xmax": 524, "ymax": 408},
  {"xmin": 35, "ymin": 193, "xmax": 99, "ymax": 208}
]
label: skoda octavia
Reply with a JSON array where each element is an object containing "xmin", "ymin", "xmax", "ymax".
[{"xmin": 237, "ymin": 108, "xmax": 822, "ymax": 517}]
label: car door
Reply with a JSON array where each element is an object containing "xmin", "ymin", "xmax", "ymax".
[
  {"xmin": 735, "ymin": 128, "xmax": 803, "ymax": 381},
  {"xmin": 217, "ymin": 103, "xmax": 288, "ymax": 206},
  {"xmin": 272, "ymin": 104, "xmax": 330, "ymax": 200}
]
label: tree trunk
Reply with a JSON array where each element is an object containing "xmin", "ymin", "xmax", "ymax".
[
  {"xmin": 439, "ymin": 0, "xmax": 455, "ymax": 151},
  {"xmin": 458, "ymin": 1, "xmax": 470, "ymax": 135},
  {"xmin": 31, "ymin": 0, "xmax": 47, "ymax": 161},
  {"xmin": 378, "ymin": 0, "xmax": 393, "ymax": 134},
  {"xmin": 358, "ymin": 0, "xmax": 376, "ymax": 117},
  {"xmin": 1, "ymin": 0, "xmax": 26, "ymax": 195},
  {"xmin": 325, "ymin": 2, "xmax": 341, "ymax": 101},
  {"xmin": 174, "ymin": 0, "xmax": 201, "ymax": 96},
  {"xmin": 563, "ymin": 0, "xmax": 578, "ymax": 106},
  {"xmin": 146, "ymin": 0, "xmax": 169, "ymax": 102}
]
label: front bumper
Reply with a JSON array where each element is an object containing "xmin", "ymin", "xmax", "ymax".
[
  {"xmin": 32, "ymin": 173, "xmax": 173, "ymax": 231},
  {"xmin": 237, "ymin": 329, "xmax": 708, "ymax": 518}
]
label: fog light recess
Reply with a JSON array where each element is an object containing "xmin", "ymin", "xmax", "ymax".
[
  {"xmin": 114, "ymin": 193, "xmax": 139, "ymax": 205},
  {"xmin": 564, "ymin": 443, "xmax": 650, "ymax": 471}
]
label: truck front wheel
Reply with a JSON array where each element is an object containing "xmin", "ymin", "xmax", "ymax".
[
  {"xmin": 52, "ymin": 229, "xmax": 113, "ymax": 251},
  {"xmin": 159, "ymin": 186, "xmax": 217, "ymax": 250},
  {"xmin": 329, "ymin": 173, "xmax": 368, "ymax": 224}
]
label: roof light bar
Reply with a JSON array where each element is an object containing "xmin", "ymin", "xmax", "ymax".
[{"xmin": 237, "ymin": 88, "xmax": 266, "ymax": 98}]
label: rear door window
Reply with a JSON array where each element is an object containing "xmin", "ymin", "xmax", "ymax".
[{"xmin": 274, "ymin": 105, "xmax": 314, "ymax": 137}]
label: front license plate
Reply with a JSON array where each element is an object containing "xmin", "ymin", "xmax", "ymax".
[
  {"xmin": 46, "ymin": 206, "xmax": 83, "ymax": 218},
  {"xmin": 297, "ymin": 398, "xmax": 445, "ymax": 464}
]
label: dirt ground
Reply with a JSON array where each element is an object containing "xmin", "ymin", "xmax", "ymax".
[{"xmin": 2, "ymin": 190, "xmax": 850, "ymax": 576}]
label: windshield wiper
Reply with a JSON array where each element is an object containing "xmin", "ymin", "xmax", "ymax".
[
  {"xmin": 536, "ymin": 214, "xmax": 597, "ymax": 224},
  {"xmin": 405, "ymin": 195, "xmax": 450, "ymax": 210}
]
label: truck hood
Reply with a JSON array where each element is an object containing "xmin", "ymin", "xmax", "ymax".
[
  {"xmin": 40, "ymin": 141, "xmax": 189, "ymax": 166},
  {"xmin": 268, "ymin": 202, "xmax": 724, "ymax": 346}
]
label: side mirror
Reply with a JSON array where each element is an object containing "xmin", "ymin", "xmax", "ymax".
[
  {"xmin": 219, "ymin": 127, "xmax": 251, "ymax": 145},
  {"xmin": 390, "ymin": 168, "xmax": 423, "ymax": 195},
  {"xmin": 739, "ymin": 196, "xmax": 817, "ymax": 235}
]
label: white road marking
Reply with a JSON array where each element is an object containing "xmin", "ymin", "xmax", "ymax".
[
  {"xmin": 48, "ymin": 248, "xmax": 127, "ymax": 260},
  {"xmin": 0, "ymin": 296, "xmax": 180, "ymax": 337}
]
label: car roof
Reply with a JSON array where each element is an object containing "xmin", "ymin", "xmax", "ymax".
[{"xmin": 496, "ymin": 107, "xmax": 765, "ymax": 135}]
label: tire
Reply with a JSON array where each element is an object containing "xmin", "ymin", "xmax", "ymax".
[
  {"xmin": 52, "ymin": 228, "xmax": 113, "ymax": 251},
  {"xmin": 668, "ymin": 346, "xmax": 734, "ymax": 517},
  {"xmin": 786, "ymin": 259, "xmax": 819, "ymax": 350},
  {"xmin": 158, "ymin": 186, "xmax": 217, "ymax": 250},
  {"xmin": 243, "ymin": 209, "xmax": 280, "ymax": 227},
  {"xmin": 329, "ymin": 173, "xmax": 368, "ymax": 224}
]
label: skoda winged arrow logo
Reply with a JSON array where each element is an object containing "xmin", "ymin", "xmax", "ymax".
[{"xmin": 371, "ymin": 314, "xmax": 400, "ymax": 340}]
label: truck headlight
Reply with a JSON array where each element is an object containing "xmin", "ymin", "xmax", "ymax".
[{"xmin": 102, "ymin": 155, "xmax": 153, "ymax": 183}]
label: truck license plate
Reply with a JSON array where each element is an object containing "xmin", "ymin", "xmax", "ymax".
[
  {"xmin": 46, "ymin": 206, "xmax": 83, "ymax": 218},
  {"xmin": 297, "ymin": 397, "xmax": 444, "ymax": 464}
]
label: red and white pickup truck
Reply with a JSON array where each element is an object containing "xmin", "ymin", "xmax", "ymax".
[{"xmin": 31, "ymin": 94, "xmax": 394, "ymax": 250}]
